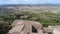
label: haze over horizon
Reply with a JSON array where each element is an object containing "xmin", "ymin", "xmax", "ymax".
[{"xmin": 0, "ymin": 0, "xmax": 60, "ymax": 5}]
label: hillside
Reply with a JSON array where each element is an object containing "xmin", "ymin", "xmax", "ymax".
[
  {"xmin": 0, "ymin": 5, "xmax": 60, "ymax": 25},
  {"xmin": 0, "ymin": 4, "xmax": 60, "ymax": 34}
]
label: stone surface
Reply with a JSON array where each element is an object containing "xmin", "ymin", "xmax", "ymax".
[{"xmin": 8, "ymin": 20, "xmax": 43, "ymax": 34}]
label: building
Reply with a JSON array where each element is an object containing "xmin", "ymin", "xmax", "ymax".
[{"xmin": 8, "ymin": 20, "xmax": 43, "ymax": 34}]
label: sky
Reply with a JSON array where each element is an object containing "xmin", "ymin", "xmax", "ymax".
[{"xmin": 0, "ymin": 0, "xmax": 60, "ymax": 5}]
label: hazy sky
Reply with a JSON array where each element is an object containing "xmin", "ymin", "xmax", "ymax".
[{"xmin": 0, "ymin": 0, "xmax": 60, "ymax": 5}]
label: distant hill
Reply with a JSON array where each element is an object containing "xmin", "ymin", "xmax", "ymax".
[{"xmin": 0, "ymin": 4, "xmax": 60, "ymax": 7}]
